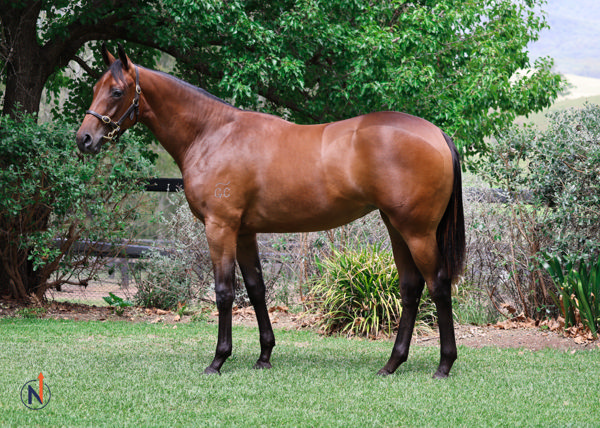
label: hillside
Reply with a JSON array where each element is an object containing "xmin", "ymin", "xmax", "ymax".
[
  {"xmin": 528, "ymin": 0, "xmax": 600, "ymax": 78},
  {"xmin": 518, "ymin": 74, "xmax": 600, "ymax": 128}
]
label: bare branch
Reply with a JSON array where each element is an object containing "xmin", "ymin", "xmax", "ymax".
[{"xmin": 72, "ymin": 55, "xmax": 101, "ymax": 79}]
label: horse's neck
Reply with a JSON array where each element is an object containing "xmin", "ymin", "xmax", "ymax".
[{"xmin": 138, "ymin": 67, "xmax": 237, "ymax": 169}]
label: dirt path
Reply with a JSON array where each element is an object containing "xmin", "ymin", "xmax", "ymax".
[{"xmin": 2, "ymin": 281, "xmax": 598, "ymax": 352}]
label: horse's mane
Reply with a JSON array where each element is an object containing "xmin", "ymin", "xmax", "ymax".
[
  {"xmin": 151, "ymin": 68, "xmax": 238, "ymax": 109},
  {"xmin": 106, "ymin": 61, "xmax": 236, "ymax": 109}
]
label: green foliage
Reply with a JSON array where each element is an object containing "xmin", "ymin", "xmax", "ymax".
[
  {"xmin": 310, "ymin": 246, "xmax": 402, "ymax": 337},
  {"xmin": 543, "ymin": 254, "xmax": 600, "ymax": 337},
  {"xmin": 470, "ymin": 103, "xmax": 600, "ymax": 318},
  {"xmin": 0, "ymin": 112, "xmax": 155, "ymax": 299},
  {"xmin": 309, "ymin": 246, "xmax": 437, "ymax": 337},
  {"xmin": 165, "ymin": 0, "xmax": 563, "ymax": 156},
  {"xmin": 4, "ymin": 0, "xmax": 563, "ymax": 156},
  {"xmin": 102, "ymin": 292, "xmax": 133, "ymax": 316},
  {"xmin": 480, "ymin": 104, "xmax": 600, "ymax": 256}
]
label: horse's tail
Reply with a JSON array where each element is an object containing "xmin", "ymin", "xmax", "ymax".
[{"xmin": 436, "ymin": 132, "xmax": 466, "ymax": 283}]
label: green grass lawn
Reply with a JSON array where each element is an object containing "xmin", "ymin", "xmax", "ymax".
[{"xmin": 1, "ymin": 318, "xmax": 598, "ymax": 427}]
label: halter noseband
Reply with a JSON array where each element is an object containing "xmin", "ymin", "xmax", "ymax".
[{"xmin": 86, "ymin": 65, "xmax": 141, "ymax": 142}]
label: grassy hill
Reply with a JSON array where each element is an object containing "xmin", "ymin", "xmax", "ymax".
[{"xmin": 520, "ymin": 74, "xmax": 600, "ymax": 128}]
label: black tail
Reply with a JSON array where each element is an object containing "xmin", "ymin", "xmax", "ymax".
[{"xmin": 436, "ymin": 132, "xmax": 466, "ymax": 282}]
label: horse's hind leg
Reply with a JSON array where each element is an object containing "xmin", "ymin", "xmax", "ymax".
[
  {"xmin": 378, "ymin": 213, "xmax": 426, "ymax": 376},
  {"xmin": 404, "ymin": 233, "xmax": 457, "ymax": 378},
  {"xmin": 237, "ymin": 233, "xmax": 276, "ymax": 369},
  {"xmin": 379, "ymin": 212, "xmax": 457, "ymax": 378}
]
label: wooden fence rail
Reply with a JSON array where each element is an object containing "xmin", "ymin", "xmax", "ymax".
[{"xmin": 145, "ymin": 178, "xmax": 183, "ymax": 192}]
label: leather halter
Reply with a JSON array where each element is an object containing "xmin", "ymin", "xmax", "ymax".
[{"xmin": 86, "ymin": 65, "xmax": 141, "ymax": 142}]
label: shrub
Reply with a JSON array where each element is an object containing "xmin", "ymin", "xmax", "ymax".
[
  {"xmin": 310, "ymin": 246, "xmax": 401, "ymax": 337},
  {"xmin": 0, "ymin": 113, "xmax": 155, "ymax": 300},
  {"xmin": 103, "ymin": 292, "xmax": 133, "ymax": 316},
  {"xmin": 467, "ymin": 104, "xmax": 600, "ymax": 318},
  {"xmin": 309, "ymin": 245, "xmax": 437, "ymax": 337},
  {"xmin": 132, "ymin": 193, "xmax": 213, "ymax": 309},
  {"xmin": 133, "ymin": 248, "xmax": 195, "ymax": 310}
]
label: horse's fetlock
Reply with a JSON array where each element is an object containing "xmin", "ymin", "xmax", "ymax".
[
  {"xmin": 216, "ymin": 344, "xmax": 232, "ymax": 359},
  {"xmin": 442, "ymin": 348, "xmax": 457, "ymax": 363},
  {"xmin": 261, "ymin": 335, "xmax": 276, "ymax": 349}
]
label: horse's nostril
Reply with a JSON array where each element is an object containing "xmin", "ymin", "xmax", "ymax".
[
  {"xmin": 76, "ymin": 132, "xmax": 97, "ymax": 153},
  {"xmin": 83, "ymin": 133, "xmax": 92, "ymax": 148}
]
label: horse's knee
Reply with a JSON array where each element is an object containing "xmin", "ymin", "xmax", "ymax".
[{"xmin": 215, "ymin": 287, "xmax": 234, "ymax": 310}]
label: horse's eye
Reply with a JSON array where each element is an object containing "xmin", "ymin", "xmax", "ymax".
[{"xmin": 112, "ymin": 89, "xmax": 124, "ymax": 98}]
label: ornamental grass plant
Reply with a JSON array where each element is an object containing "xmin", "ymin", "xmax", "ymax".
[{"xmin": 309, "ymin": 245, "xmax": 436, "ymax": 338}]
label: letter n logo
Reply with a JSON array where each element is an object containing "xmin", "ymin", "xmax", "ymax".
[{"xmin": 20, "ymin": 373, "xmax": 51, "ymax": 410}]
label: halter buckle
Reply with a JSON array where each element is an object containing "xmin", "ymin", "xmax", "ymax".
[{"xmin": 104, "ymin": 126, "xmax": 121, "ymax": 141}]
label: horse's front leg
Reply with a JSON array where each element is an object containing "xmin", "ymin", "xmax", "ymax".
[
  {"xmin": 237, "ymin": 233, "xmax": 275, "ymax": 369},
  {"xmin": 204, "ymin": 221, "xmax": 238, "ymax": 375}
]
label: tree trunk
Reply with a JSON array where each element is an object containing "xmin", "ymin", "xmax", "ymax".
[
  {"xmin": 1, "ymin": 3, "xmax": 50, "ymax": 299},
  {"xmin": 0, "ymin": 1, "xmax": 49, "ymax": 300},
  {"xmin": 1, "ymin": 1, "xmax": 48, "ymax": 117},
  {"xmin": 0, "ymin": 203, "xmax": 51, "ymax": 301}
]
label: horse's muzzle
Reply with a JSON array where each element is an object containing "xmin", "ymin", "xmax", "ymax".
[{"xmin": 76, "ymin": 132, "xmax": 102, "ymax": 154}]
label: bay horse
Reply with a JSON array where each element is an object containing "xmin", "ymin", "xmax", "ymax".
[{"xmin": 76, "ymin": 44, "xmax": 465, "ymax": 378}]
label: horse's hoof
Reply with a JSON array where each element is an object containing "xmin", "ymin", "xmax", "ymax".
[
  {"xmin": 253, "ymin": 361, "xmax": 272, "ymax": 370},
  {"xmin": 377, "ymin": 368, "xmax": 393, "ymax": 376},
  {"xmin": 432, "ymin": 370, "xmax": 449, "ymax": 379},
  {"xmin": 204, "ymin": 366, "xmax": 221, "ymax": 375}
]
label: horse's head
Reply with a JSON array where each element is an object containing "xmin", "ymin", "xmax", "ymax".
[{"xmin": 76, "ymin": 43, "xmax": 141, "ymax": 154}]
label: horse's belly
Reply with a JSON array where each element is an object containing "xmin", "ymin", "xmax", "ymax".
[{"xmin": 240, "ymin": 197, "xmax": 376, "ymax": 233}]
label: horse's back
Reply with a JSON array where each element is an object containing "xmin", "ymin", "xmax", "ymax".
[
  {"xmin": 320, "ymin": 112, "xmax": 454, "ymax": 213},
  {"xmin": 322, "ymin": 111, "xmax": 450, "ymax": 162}
]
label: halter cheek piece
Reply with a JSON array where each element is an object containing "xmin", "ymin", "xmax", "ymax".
[{"xmin": 86, "ymin": 65, "xmax": 141, "ymax": 142}]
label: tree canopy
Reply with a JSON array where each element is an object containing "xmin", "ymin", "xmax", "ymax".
[
  {"xmin": 1, "ymin": 0, "xmax": 563, "ymax": 155},
  {"xmin": 0, "ymin": 0, "xmax": 565, "ymax": 300}
]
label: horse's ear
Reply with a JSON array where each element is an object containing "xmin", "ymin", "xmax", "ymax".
[
  {"xmin": 117, "ymin": 42, "xmax": 130, "ymax": 70},
  {"xmin": 101, "ymin": 42, "xmax": 116, "ymax": 66}
]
